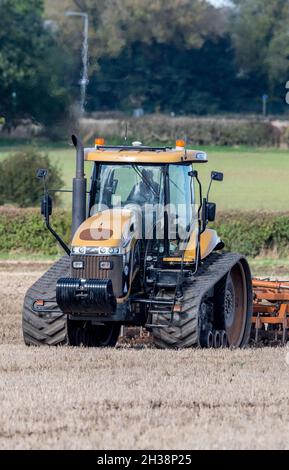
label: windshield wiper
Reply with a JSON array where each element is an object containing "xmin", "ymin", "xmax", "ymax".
[
  {"xmin": 132, "ymin": 165, "xmax": 160, "ymax": 199},
  {"xmin": 168, "ymin": 176, "xmax": 185, "ymax": 197}
]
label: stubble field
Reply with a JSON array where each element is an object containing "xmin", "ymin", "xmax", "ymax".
[{"xmin": 1, "ymin": 262, "xmax": 289, "ymax": 450}]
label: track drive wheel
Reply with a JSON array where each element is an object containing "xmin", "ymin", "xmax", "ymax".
[
  {"xmin": 217, "ymin": 260, "xmax": 252, "ymax": 348},
  {"xmin": 151, "ymin": 256, "xmax": 252, "ymax": 350}
]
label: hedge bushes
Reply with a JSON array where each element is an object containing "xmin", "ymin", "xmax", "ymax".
[
  {"xmin": 81, "ymin": 115, "xmax": 281, "ymax": 147},
  {"xmin": 0, "ymin": 207, "xmax": 70, "ymax": 256},
  {"xmin": 129, "ymin": 116, "xmax": 281, "ymax": 147},
  {"xmin": 213, "ymin": 212, "xmax": 289, "ymax": 257},
  {"xmin": 1, "ymin": 207, "xmax": 289, "ymax": 257}
]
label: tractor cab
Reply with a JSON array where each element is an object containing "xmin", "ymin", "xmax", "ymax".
[{"xmin": 74, "ymin": 138, "xmax": 219, "ymax": 262}]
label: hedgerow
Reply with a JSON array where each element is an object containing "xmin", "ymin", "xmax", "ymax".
[
  {"xmin": 0, "ymin": 207, "xmax": 70, "ymax": 256},
  {"xmin": 213, "ymin": 212, "xmax": 289, "ymax": 257},
  {"xmin": 1, "ymin": 208, "xmax": 289, "ymax": 257},
  {"xmin": 84, "ymin": 116, "xmax": 281, "ymax": 147}
]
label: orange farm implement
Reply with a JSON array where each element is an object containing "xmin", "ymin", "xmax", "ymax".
[{"xmin": 252, "ymin": 279, "xmax": 289, "ymax": 344}]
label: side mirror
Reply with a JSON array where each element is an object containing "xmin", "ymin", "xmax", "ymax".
[
  {"xmin": 207, "ymin": 171, "xmax": 224, "ymax": 201},
  {"xmin": 207, "ymin": 202, "xmax": 216, "ymax": 222},
  {"xmin": 202, "ymin": 199, "xmax": 217, "ymax": 230},
  {"xmin": 41, "ymin": 194, "xmax": 53, "ymax": 219},
  {"xmin": 37, "ymin": 168, "xmax": 48, "ymax": 179},
  {"xmin": 211, "ymin": 171, "xmax": 223, "ymax": 182}
]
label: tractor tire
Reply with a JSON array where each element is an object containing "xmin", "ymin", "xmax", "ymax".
[
  {"xmin": 216, "ymin": 264, "xmax": 252, "ymax": 348},
  {"xmin": 22, "ymin": 256, "xmax": 70, "ymax": 346},
  {"xmin": 67, "ymin": 320, "xmax": 121, "ymax": 347},
  {"xmin": 151, "ymin": 253, "xmax": 252, "ymax": 349},
  {"xmin": 151, "ymin": 285, "xmax": 198, "ymax": 349}
]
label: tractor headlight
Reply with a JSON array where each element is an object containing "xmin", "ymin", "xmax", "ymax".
[
  {"xmin": 195, "ymin": 152, "xmax": 208, "ymax": 161},
  {"xmin": 71, "ymin": 246, "xmax": 121, "ymax": 255},
  {"xmin": 100, "ymin": 261, "xmax": 113, "ymax": 270},
  {"xmin": 72, "ymin": 246, "xmax": 86, "ymax": 255},
  {"xmin": 72, "ymin": 261, "xmax": 84, "ymax": 269},
  {"xmin": 98, "ymin": 247, "xmax": 120, "ymax": 254}
]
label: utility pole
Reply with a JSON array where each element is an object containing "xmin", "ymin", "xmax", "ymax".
[
  {"xmin": 262, "ymin": 94, "xmax": 268, "ymax": 118},
  {"xmin": 65, "ymin": 11, "xmax": 89, "ymax": 114}
]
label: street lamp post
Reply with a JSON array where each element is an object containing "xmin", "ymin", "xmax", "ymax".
[{"xmin": 65, "ymin": 11, "xmax": 89, "ymax": 114}]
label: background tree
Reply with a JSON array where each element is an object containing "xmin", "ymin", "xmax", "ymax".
[
  {"xmin": 231, "ymin": 0, "xmax": 289, "ymax": 95},
  {"xmin": 47, "ymin": 0, "xmax": 224, "ymax": 58},
  {"xmin": 0, "ymin": 0, "xmax": 73, "ymax": 128},
  {"xmin": 43, "ymin": 0, "xmax": 289, "ymax": 115},
  {"xmin": 0, "ymin": 149, "xmax": 63, "ymax": 208},
  {"xmin": 88, "ymin": 35, "xmax": 242, "ymax": 114},
  {"xmin": 48, "ymin": 0, "xmax": 232, "ymax": 114}
]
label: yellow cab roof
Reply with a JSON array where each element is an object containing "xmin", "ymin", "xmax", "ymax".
[{"xmin": 84, "ymin": 146, "xmax": 208, "ymax": 164}]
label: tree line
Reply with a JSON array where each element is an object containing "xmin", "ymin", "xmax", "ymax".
[{"xmin": 1, "ymin": 0, "xmax": 289, "ymax": 130}]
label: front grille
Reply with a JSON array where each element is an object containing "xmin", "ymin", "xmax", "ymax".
[{"xmin": 71, "ymin": 255, "xmax": 123, "ymax": 297}]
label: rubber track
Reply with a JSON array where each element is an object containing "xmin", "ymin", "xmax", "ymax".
[
  {"xmin": 22, "ymin": 256, "xmax": 71, "ymax": 346},
  {"xmin": 152, "ymin": 252, "xmax": 250, "ymax": 349}
]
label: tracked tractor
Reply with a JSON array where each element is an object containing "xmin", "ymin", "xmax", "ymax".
[{"xmin": 23, "ymin": 136, "xmax": 252, "ymax": 349}]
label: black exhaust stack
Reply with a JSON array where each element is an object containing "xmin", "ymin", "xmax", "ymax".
[{"xmin": 71, "ymin": 135, "xmax": 87, "ymax": 237}]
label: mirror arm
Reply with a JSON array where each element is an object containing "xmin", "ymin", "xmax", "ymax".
[
  {"xmin": 38, "ymin": 169, "xmax": 71, "ymax": 256},
  {"xmin": 194, "ymin": 173, "xmax": 208, "ymax": 234},
  {"xmin": 194, "ymin": 173, "xmax": 203, "ymax": 221},
  {"xmin": 44, "ymin": 190, "xmax": 71, "ymax": 256},
  {"xmin": 44, "ymin": 218, "xmax": 71, "ymax": 256},
  {"xmin": 202, "ymin": 198, "xmax": 208, "ymax": 233},
  {"xmin": 192, "ymin": 172, "xmax": 203, "ymax": 268},
  {"xmin": 207, "ymin": 171, "xmax": 224, "ymax": 200},
  {"xmin": 206, "ymin": 179, "xmax": 213, "ymax": 201}
]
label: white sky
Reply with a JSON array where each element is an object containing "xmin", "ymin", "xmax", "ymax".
[{"xmin": 207, "ymin": 0, "xmax": 232, "ymax": 6}]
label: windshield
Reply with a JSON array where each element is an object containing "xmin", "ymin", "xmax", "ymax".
[
  {"xmin": 89, "ymin": 163, "xmax": 196, "ymax": 254},
  {"xmin": 90, "ymin": 164, "xmax": 164, "ymax": 212}
]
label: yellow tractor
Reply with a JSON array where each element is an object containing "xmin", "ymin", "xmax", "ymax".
[{"xmin": 23, "ymin": 136, "xmax": 252, "ymax": 348}]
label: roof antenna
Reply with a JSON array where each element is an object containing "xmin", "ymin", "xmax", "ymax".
[
  {"xmin": 185, "ymin": 135, "xmax": 188, "ymax": 159},
  {"xmin": 124, "ymin": 123, "xmax": 128, "ymax": 144}
]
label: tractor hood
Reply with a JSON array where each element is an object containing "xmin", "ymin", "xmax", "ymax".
[{"xmin": 71, "ymin": 208, "xmax": 137, "ymax": 251}]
